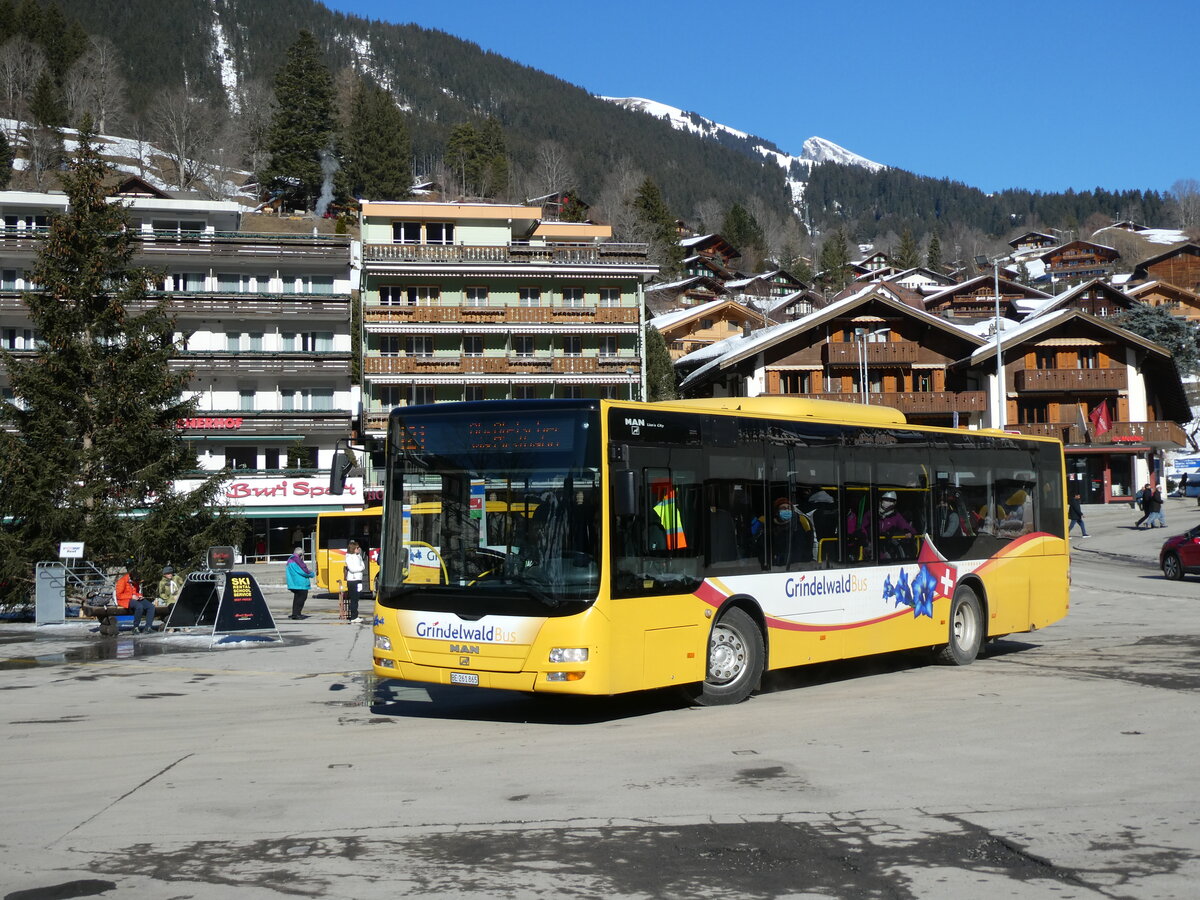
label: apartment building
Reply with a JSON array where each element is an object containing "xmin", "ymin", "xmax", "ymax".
[
  {"xmin": 358, "ymin": 201, "xmax": 657, "ymax": 436},
  {"xmin": 0, "ymin": 181, "xmax": 357, "ymax": 560}
]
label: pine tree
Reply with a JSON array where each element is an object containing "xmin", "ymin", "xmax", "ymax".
[
  {"xmin": 926, "ymin": 229, "xmax": 943, "ymax": 271},
  {"xmin": 817, "ymin": 228, "xmax": 851, "ymax": 291},
  {"xmin": 341, "ymin": 80, "xmax": 412, "ymax": 201},
  {"xmin": 0, "ymin": 127, "xmax": 244, "ymax": 586},
  {"xmin": 644, "ymin": 326, "xmax": 677, "ymax": 401},
  {"xmin": 1114, "ymin": 304, "xmax": 1200, "ymax": 376},
  {"xmin": 261, "ymin": 30, "xmax": 337, "ymax": 210},
  {"xmin": 894, "ymin": 228, "xmax": 920, "ymax": 269},
  {"xmin": 0, "ymin": 129, "xmax": 12, "ymax": 188},
  {"xmin": 722, "ymin": 203, "xmax": 766, "ymax": 270},
  {"xmin": 632, "ymin": 177, "xmax": 683, "ymax": 277},
  {"xmin": 445, "ymin": 118, "xmax": 508, "ymax": 199}
]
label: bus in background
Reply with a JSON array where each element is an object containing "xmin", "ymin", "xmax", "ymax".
[
  {"xmin": 333, "ymin": 398, "xmax": 1068, "ymax": 705},
  {"xmin": 314, "ymin": 507, "xmax": 382, "ymax": 594}
]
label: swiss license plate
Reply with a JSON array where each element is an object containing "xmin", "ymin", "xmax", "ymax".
[{"xmin": 450, "ymin": 672, "xmax": 479, "ymax": 686}]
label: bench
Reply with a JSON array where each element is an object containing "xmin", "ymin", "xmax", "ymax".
[{"xmin": 82, "ymin": 603, "xmax": 174, "ymax": 636}]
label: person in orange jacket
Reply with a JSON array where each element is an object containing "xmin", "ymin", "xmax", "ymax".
[{"xmin": 115, "ymin": 568, "xmax": 155, "ymax": 633}]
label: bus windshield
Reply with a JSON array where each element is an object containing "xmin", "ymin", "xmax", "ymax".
[{"xmin": 380, "ymin": 402, "xmax": 602, "ymax": 616}]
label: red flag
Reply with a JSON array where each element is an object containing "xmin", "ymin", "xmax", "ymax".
[{"xmin": 1089, "ymin": 401, "xmax": 1112, "ymax": 437}]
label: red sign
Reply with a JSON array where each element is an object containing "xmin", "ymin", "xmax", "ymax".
[
  {"xmin": 178, "ymin": 417, "xmax": 244, "ymax": 430},
  {"xmin": 224, "ymin": 479, "xmax": 356, "ymax": 500}
]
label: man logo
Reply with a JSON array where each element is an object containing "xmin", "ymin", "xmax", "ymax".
[{"xmin": 460, "ymin": 657, "xmax": 470, "ymax": 667}]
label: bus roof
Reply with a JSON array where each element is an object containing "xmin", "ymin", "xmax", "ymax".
[{"xmin": 651, "ymin": 396, "xmax": 908, "ymax": 427}]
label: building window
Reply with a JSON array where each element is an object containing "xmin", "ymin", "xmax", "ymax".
[
  {"xmin": 226, "ymin": 332, "xmax": 242, "ymax": 352},
  {"xmin": 512, "ymin": 385, "xmax": 538, "ymax": 400},
  {"xmin": 239, "ymin": 389, "xmax": 256, "ymax": 411},
  {"xmin": 281, "ymin": 332, "xmax": 297, "ymax": 351},
  {"xmin": 1035, "ymin": 349, "xmax": 1056, "ymax": 370},
  {"xmin": 599, "ymin": 337, "xmax": 618, "ymax": 357},
  {"xmin": 2, "ymin": 328, "xmax": 33, "ymax": 350},
  {"xmin": 409, "ymin": 386, "xmax": 435, "ymax": 406},
  {"xmin": 700, "ymin": 318, "xmax": 713, "ymax": 330},
  {"xmin": 391, "ymin": 222, "xmax": 454, "ymax": 244},
  {"xmin": 1017, "ymin": 401, "xmax": 1048, "ymax": 424},
  {"xmin": 563, "ymin": 336, "xmax": 582, "ymax": 357},
  {"xmin": 1077, "ymin": 349, "xmax": 1098, "ymax": 369},
  {"xmin": 518, "ymin": 288, "xmax": 541, "ymax": 307},
  {"xmin": 376, "ymin": 385, "xmax": 405, "ymax": 409},
  {"xmin": 464, "ymin": 386, "xmax": 484, "ymax": 402},
  {"xmin": 264, "ymin": 448, "xmax": 282, "ymax": 470},
  {"xmin": 562, "ymin": 287, "xmax": 586, "ymax": 307},
  {"xmin": 511, "ymin": 336, "xmax": 534, "ymax": 357},
  {"xmin": 425, "ymin": 222, "xmax": 454, "ymax": 245},
  {"xmin": 780, "ymin": 371, "xmax": 810, "ymax": 393},
  {"xmin": 379, "ymin": 285, "xmax": 405, "ymax": 306},
  {"xmin": 379, "ymin": 336, "xmax": 402, "ymax": 357},
  {"xmin": 406, "ymin": 337, "xmax": 433, "ymax": 357},
  {"xmin": 559, "ymin": 385, "xmax": 582, "ymax": 399},
  {"xmin": 225, "ymin": 446, "xmax": 256, "ymax": 470},
  {"xmin": 294, "ymin": 332, "xmax": 333, "ymax": 352},
  {"xmin": 407, "ymin": 286, "xmax": 439, "ymax": 306},
  {"xmin": 464, "ymin": 286, "xmax": 488, "ymax": 307},
  {"xmin": 463, "ymin": 336, "xmax": 483, "ymax": 357},
  {"xmin": 393, "ymin": 222, "xmax": 421, "ymax": 244},
  {"xmin": 598, "ymin": 288, "xmax": 620, "ymax": 307},
  {"xmin": 310, "ymin": 275, "xmax": 335, "ymax": 295},
  {"xmin": 171, "ymin": 272, "xmax": 206, "ymax": 291}
]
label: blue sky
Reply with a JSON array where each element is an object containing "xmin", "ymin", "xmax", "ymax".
[{"xmin": 321, "ymin": 0, "xmax": 1197, "ymax": 196}]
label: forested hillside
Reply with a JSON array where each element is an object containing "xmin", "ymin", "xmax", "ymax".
[{"xmin": 0, "ymin": 0, "xmax": 1191, "ymax": 266}]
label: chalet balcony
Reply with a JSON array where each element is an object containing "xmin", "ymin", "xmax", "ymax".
[
  {"xmin": 821, "ymin": 341, "xmax": 919, "ymax": 365},
  {"xmin": 362, "ymin": 241, "xmax": 649, "ymax": 266},
  {"xmin": 787, "ymin": 390, "xmax": 986, "ymax": 414},
  {"xmin": 134, "ymin": 230, "xmax": 351, "ymax": 261},
  {"xmin": 178, "ymin": 409, "xmax": 352, "ymax": 435},
  {"xmin": 363, "ymin": 305, "xmax": 639, "ymax": 325},
  {"xmin": 362, "ymin": 354, "xmax": 637, "ymax": 376},
  {"xmin": 170, "ymin": 351, "xmax": 352, "ymax": 375},
  {"xmin": 1007, "ymin": 420, "xmax": 1187, "ymax": 448},
  {"xmin": 1013, "ymin": 368, "xmax": 1127, "ymax": 392}
]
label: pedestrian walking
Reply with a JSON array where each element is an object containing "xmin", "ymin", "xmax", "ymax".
[
  {"xmin": 1134, "ymin": 483, "xmax": 1152, "ymax": 528},
  {"xmin": 343, "ymin": 540, "xmax": 366, "ymax": 623},
  {"xmin": 1068, "ymin": 493, "xmax": 1088, "ymax": 537},
  {"xmin": 1179, "ymin": 471, "xmax": 1189, "ymax": 498},
  {"xmin": 1146, "ymin": 485, "xmax": 1166, "ymax": 529},
  {"xmin": 286, "ymin": 546, "xmax": 316, "ymax": 619}
]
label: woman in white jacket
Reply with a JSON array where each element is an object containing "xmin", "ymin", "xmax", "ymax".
[{"xmin": 343, "ymin": 540, "xmax": 367, "ymax": 623}]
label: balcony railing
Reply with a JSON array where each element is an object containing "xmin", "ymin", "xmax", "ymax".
[
  {"xmin": 170, "ymin": 351, "xmax": 352, "ymax": 374},
  {"xmin": 1013, "ymin": 368, "xmax": 1127, "ymax": 392},
  {"xmin": 1007, "ymin": 420, "xmax": 1187, "ymax": 447},
  {"xmin": 821, "ymin": 341, "xmax": 919, "ymax": 365},
  {"xmin": 787, "ymin": 391, "xmax": 987, "ymax": 414},
  {"xmin": 2, "ymin": 228, "xmax": 352, "ymax": 257},
  {"xmin": 362, "ymin": 355, "xmax": 638, "ymax": 375},
  {"xmin": 363, "ymin": 305, "xmax": 639, "ymax": 325},
  {"xmin": 363, "ymin": 241, "xmax": 649, "ymax": 265}
]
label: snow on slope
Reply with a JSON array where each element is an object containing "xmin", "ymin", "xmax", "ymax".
[{"xmin": 602, "ymin": 96, "xmax": 884, "ymax": 207}]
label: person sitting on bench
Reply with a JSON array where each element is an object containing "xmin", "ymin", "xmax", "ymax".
[{"xmin": 115, "ymin": 567, "xmax": 155, "ymax": 633}]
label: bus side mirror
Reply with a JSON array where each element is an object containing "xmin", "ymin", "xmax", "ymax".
[
  {"xmin": 613, "ymin": 469, "xmax": 637, "ymax": 518},
  {"xmin": 329, "ymin": 450, "xmax": 355, "ymax": 495}
]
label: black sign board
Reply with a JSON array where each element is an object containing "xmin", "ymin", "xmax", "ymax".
[
  {"xmin": 213, "ymin": 571, "xmax": 276, "ymax": 634},
  {"xmin": 207, "ymin": 546, "xmax": 236, "ymax": 570},
  {"xmin": 164, "ymin": 575, "xmax": 222, "ymax": 628}
]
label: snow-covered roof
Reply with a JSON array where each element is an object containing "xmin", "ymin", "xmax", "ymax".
[{"xmin": 647, "ymin": 298, "xmax": 729, "ymax": 330}]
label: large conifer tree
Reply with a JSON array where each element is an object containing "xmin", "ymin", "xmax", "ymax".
[
  {"xmin": 341, "ymin": 80, "xmax": 412, "ymax": 201},
  {"xmin": 0, "ymin": 127, "xmax": 243, "ymax": 584},
  {"xmin": 632, "ymin": 178, "xmax": 683, "ymax": 277},
  {"xmin": 261, "ymin": 30, "xmax": 336, "ymax": 210}
]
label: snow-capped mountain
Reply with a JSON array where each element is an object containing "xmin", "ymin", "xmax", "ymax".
[{"xmin": 602, "ymin": 97, "xmax": 884, "ymax": 207}]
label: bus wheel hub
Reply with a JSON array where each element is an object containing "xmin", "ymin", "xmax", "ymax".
[{"xmin": 709, "ymin": 624, "xmax": 746, "ymax": 683}]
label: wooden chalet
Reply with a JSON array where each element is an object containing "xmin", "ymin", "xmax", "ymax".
[
  {"xmin": 643, "ymin": 275, "xmax": 729, "ymax": 317},
  {"xmin": 1124, "ymin": 279, "xmax": 1200, "ymax": 321},
  {"xmin": 851, "ymin": 249, "xmax": 892, "ymax": 274},
  {"xmin": 649, "ymin": 298, "xmax": 766, "ymax": 361},
  {"xmin": 1007, "ymin": 231, "xmax": 1058, "ymax": 252},
  {"xmin": 752, "ymin": 288, "xmax": 825, "ymax": 324},
  {"xmin": 683, "ymin": 253, "xmax": 736, "ymax": 281},
  {"xmin": 889, "ymin": 266, "xmax": 958, "ymax": 294},
  {"xmin": 1129, "ymin": 243, "xmax": 1200, "ymax": 293},
  {"xmin": 679, "ymin": 285, "xmax": 987, "ymax": 428},
  {"xmin": 1039, "ymin": 240, "xmax": 1120, "ymax": 284},
  {"xmin": 1021, "ymin": 278, "xmax": 1142, "ymax": 321},
  {"xmin": 923, "ymin": 275, "xmax": 1051, "ymax": 322},
  {"xmin": 967, "ymin": 309, "xmax": 1190, "ymax": 503},
  {"xmin": 679, "ymin": 233, "xmax": 740, "ymax": 269}
]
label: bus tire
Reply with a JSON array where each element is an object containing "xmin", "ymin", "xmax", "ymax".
[
  {"xmin": 695, "ymin": 607, "xmax": 764, "ymax": 705},
  {"xmin": 935, "ymin": 586, "xmax": 983, "ymax": 666}
]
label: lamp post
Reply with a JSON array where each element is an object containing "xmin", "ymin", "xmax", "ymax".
[{"xmin": 975, "ymin": 255, "xmax": 1005, "ymax": 430}]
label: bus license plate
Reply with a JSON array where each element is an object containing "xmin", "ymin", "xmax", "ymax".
[{"xmin": 450, "ymin": 672, "xmax": 479, "ymax": 686}]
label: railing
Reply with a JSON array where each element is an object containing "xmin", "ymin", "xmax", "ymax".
[
  {"xmin": 362, "ymin": 355, "xmax": 638, "ymax": 375},
  {"xmin": 1014, "ymin": 368, "xmax": 1127, "ymax": 392},
  {"xmin": 822, "ymin": 342, "xmax": 919, "ymax": 365},
  {"xmin": 362, "ymin": 241, "xmax": 650, "ymax": 265},
  {"xmin": 1007, "ymin": 420, "xmax": 1187, "ymax": 447},
  {"xmin": 363, "ymin": 305, "xmax": 639, "ymax": 325},
  {"xmin": 787, "ymin": 391, "xmax": 987, "ymax": 414}
]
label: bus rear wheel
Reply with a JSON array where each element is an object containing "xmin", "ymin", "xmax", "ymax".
[
  {"xmin": 935, "ymin": 586, "xmax": 983, "ymax": 666},
  {"xmin": 694, "ymin": 607, "xmax": 764, "ymax": 705}
]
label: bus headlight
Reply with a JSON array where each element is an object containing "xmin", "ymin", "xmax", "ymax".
[
  {"xmin": 374, "ymin": 634, "xmax": 392, "ymax": 651},
  {"xmin": 546, "ymin": 671, "xmax": 586, "ymax": 682},
  {"xmin": 548, "ymin": 647, "xmax": 588, "ymax": 663}
]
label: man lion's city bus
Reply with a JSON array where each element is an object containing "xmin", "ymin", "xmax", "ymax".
[
  {"xmin": 333, "ymin": 398, "xmax": 1068, "ymax": 705},
  {"xmin": 314, "ymin": 508, "xmax": 382, "ymax": 594}
]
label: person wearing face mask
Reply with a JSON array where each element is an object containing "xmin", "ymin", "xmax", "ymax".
[{"xmin": 770, "ymin": 497, "xmax": 813, "ymax": 566}]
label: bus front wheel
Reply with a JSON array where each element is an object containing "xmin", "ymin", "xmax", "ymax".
[
  {"xmin": 935, "ymin": 586, "xmax": 983, "ymax": 666},
  {"xmin": 695, "ymin": 607, "xmax": 764, "ymax": 706}
]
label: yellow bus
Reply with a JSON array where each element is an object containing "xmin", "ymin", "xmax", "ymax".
[
  {"xmin": 339, "ymin": 398, "xmax": 1068, "ymax": 705},
  {"xmin": 314, "ymin": 507, "xmax": 382, "ymax": 594}
]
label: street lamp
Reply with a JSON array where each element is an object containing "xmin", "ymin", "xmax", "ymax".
[{"xmin": 975, "ymin": 255, "xmax": 1006, "ymax": 430}]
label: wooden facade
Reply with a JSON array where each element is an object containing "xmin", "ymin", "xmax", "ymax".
[{"xmin": 1130, "ymin": 243, "xmax": 1200, "ymax": 293}]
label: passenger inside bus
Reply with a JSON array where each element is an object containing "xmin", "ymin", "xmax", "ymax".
[{"xmin": 767, "ymin": 498, "xmax": 815, "ymax": 567}]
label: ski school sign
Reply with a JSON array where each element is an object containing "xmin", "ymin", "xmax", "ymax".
[{"xmin": 174, "ymin": 476, "xmax": 363, "ymax": 508}]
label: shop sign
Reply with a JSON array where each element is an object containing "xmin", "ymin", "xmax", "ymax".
[
  {"xmin": 173, "ymin": 476, "xmax": 363, "ymax": 507},
  {"xmin": 177, "ymin": 417, "xmax": 244, "ymax": 430}
]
